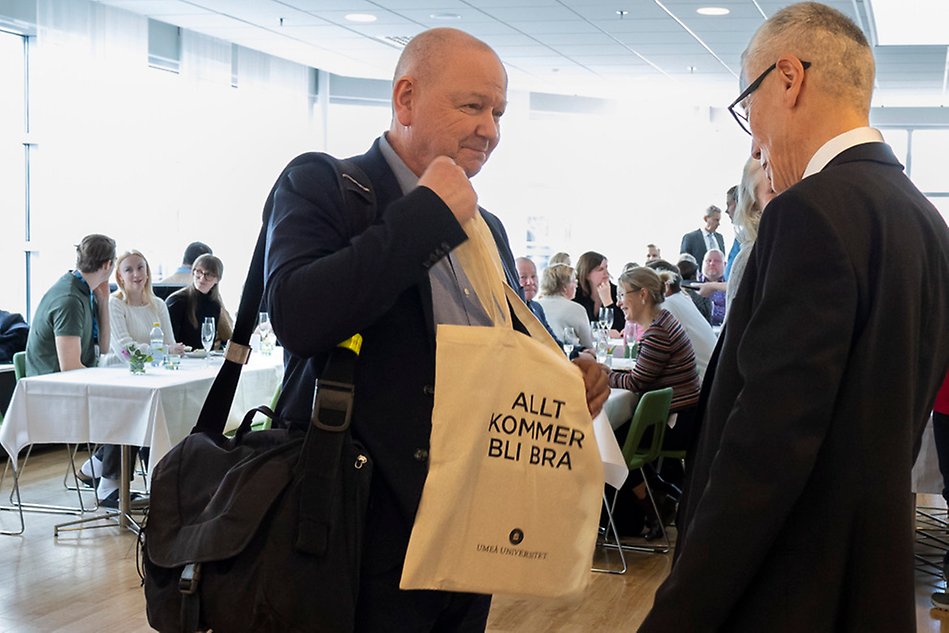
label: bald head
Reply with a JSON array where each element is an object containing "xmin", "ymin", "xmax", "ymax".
[
  {"xmin": 388, "ymin": 27, "xmax": 508, "ymax": 178},
  {"xmin": 743, "ymin": 2, "xmax": 874, "ymax": 115},
  {"xmin": 515, "ymin": 257, "xmax": 538, "ymax": 301},
  {"xmin": 394, "ymin": 28, "xmax": 502, "ymax": 87}
]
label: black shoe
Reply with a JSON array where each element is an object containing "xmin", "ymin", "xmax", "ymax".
[
  {"xmin": 76, "ymin": 470, "xmax": 98, "ymax": 489},
  {"xmin": 100, "ymin": 489, "xmax": 149, "ymax": 511},
  {"xmin": 642, "ymin": 513, "xmax": 664, "ymax": 541}
]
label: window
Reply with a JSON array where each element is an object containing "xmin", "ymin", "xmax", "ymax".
[
  {"xmin": 148, "ymin": 19, "xmax": 181, "ymax": 73},
  {"xmin": 0, "ymin": 30, "xmax": 27, "ymax": 315},
  {"xmin": 909, "ymin": 130, "xmax": 949, "ymax": 193}
]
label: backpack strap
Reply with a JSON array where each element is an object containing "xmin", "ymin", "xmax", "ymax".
[{"xmin": 191, "ymin": 152, "xmax": 376, "ymax": 436}]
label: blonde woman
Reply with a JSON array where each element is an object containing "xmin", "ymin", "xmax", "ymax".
[
  {"xmin": 536, "ymin": 263, "xmax": 594, "ymax": 350},
  {"xmin": 110, "ymin": 249, "xmax": 184, "ymax": 356},
  {"xmin": 726, "ymin": 157, "xmax": 775, "ymax": 316}
]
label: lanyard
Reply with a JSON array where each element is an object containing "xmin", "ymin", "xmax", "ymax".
[{"xmin": 71, "ymin": 270, "xmax": 99, "ymax": 342}]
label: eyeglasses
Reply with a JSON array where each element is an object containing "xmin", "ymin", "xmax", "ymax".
[
  {"xmin": 193, "ymin": 269, "xmax": 218, "ymax": 281},
  {"xmin": 727, "ymin": 60, "xmax": 811, "ymax": 135}
]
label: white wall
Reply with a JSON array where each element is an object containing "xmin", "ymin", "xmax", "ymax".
[{"xmin": 7, "ymin": 0, "xmax": 939, "ymax": 324}]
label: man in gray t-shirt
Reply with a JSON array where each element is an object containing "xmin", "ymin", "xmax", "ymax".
[{"xmin": 26, "ymin": 234, "xmax": 115, "ymax": 376}]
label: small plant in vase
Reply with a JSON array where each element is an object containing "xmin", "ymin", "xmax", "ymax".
[{"xmin": 122, "ymin": 342, "xmax": 153, "ymax": 375}]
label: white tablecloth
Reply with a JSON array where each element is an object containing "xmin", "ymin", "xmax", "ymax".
[{"xmin": 0, "ymin": 351, "xmax": 284, "ymax": 481}]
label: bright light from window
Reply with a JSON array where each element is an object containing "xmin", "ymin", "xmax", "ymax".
[
  {"xmin": 696, "ymin": 7, "xmax": 730, "ymax": 16},
  {"xmin": 345, "ymin": 13, "xmax": 377, "ymax": 23},
  {"xmin": 871, "ymin": 0, "xmax": 949, "ymax": 45}
]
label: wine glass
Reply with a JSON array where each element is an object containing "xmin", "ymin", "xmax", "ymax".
[
  {"xmin": 625, "ymin": 328, "xmax": 639, "ymax": 360},
  {"xmin": 258, "ymin": 311, "xmax": 274, "ymax": 355},
  {"xmin": 201, "ymin": 317, "xmax": 216, "ymax": 363},
  {"xmin": 593, "ymin": 327, "xmax": 609, "ymax": 365},
  {"xmin": 598, "ymin": 306, "xmax": 613, "ymax": 331},
  {"xmin": 562, "ymin": 326, "xmax": 579, "ymax": 357}
]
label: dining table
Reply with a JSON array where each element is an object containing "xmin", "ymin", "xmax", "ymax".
[{"xmin": 0, "ymin": 349, "xmax": 284, "ymax": 531}]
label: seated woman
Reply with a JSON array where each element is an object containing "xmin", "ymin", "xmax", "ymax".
[
  {"xmin": 79, "ymin": 249, "xmax": 185, "ymax": 509},
  {"xmin": 110, "ymin": 249, "xmax": 184, "ymax": 357},
  {"xmin": 535, "ymin": 263, "xmax": 594, "ymax": 350},
  {"xmin": 644, "ymin": 259, "xmax": 716, "ymax": 380},
  {"xmin": 165, "ymin": 254, "xmax": 233, "ymax": 351},
  {"xmin": 609, "ymin": 266, "xmax": 701, "ymax": 538},
  {"xmin": 573, "ymin": 251, "xmax": 625, "ymax": 335}
]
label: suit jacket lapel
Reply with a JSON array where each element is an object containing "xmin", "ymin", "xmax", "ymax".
[{"xmin": 357, "ymin": 140, "xmax": 437, "ymax": 337}]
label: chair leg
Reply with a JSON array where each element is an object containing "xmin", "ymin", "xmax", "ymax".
[
  {"xmin": 0, "ymin": 456, "xmax": 27, "ymax": 535},
  {"xmin": 6, "ymin": 445, "xmax": 95, "ymax": 516},
  {"xmin": 615, "ymin": 469, "xmax": 671, "ymax": 555},
  {"xmin": 592, "ymin": 490, "xmax": 627, "ymax": 574},
  {"xmin": 8, "ymin": 445, "xmax": 32, "ymax": 504},
  {"xmin": 61, "ymin": 444, "xmax": 100, "ymax": 512}
]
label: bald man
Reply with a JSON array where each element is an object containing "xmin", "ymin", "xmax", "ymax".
[
  {"xmin": 265, "ymin": 28, "xmax": 608, "ymax": 632},
  {"xmin": 640, "ymin": 3, "xmax": 949, "ymax": 632}
]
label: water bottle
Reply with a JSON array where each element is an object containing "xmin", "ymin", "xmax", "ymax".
[{"xmin": 149, "ymin": 322, "xmax": 164, "ymax": 367}]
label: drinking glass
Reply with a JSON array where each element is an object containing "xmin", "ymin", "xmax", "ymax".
[
  {"xmin": 258, "ymin": 311, "xmax": 274, "ymax": 355},
  {"xmin": 598, "ymin": 306, "xmax": 613, "ymax": 331},
  {"xmin": 562, "ymin": 326, "xmax": 579, "ymax": 357},
  {"xmin": 594, "ymin": 328, "xmax": 609, "ymax": 365},
  {"xmin": 625, "ymin": 329, "xmax": 639, "ymax": 360},
  {"xmin": 201, "ymin": 317, "xmax": 216, "ymax": 363}
]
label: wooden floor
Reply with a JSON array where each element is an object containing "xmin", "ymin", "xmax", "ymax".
[{"xmin": 0, "ymin": 449, "xmax": 948, "ymax": 632}]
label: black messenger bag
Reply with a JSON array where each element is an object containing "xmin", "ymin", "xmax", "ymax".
[{"xmin": 142, "ymin": 154, "xmax": 376, "ymax": 632}]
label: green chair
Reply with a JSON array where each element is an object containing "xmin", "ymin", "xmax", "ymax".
[
  {"xmin": 251, "ymin": 382, "xmax": 282, "ymax": 432},
  {"xmin": 603, "ymin": 387, "xmax": 674, "ymax": 560}
]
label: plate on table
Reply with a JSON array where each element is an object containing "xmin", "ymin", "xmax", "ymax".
[
  {"xmin": 611, "ymin": 358, "xmax": 636, "ymax": 371},
  {"xmin": 185, "ymin": 350, "xmax": 207, "ymax": 359}
]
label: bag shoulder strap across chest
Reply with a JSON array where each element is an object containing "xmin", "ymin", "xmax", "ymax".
[{"xmin": 192, "ymin": 152, "xmax": 376, "ymax": 437}]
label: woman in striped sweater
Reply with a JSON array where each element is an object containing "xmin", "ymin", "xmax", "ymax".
[{"xmin": 609, "ymin": 266, "xmax": 701, "ymax": 537}]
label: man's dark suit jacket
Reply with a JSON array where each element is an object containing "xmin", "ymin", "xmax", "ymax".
[
  {"xmin": 264, "ymin": 138, "xmax": 521, "ymax": 578},
  {"xmin": 641, "ymin": 142, "xmax": 949, "ymax": 632},
  {"xmin": 680, "ymin": 227, "xmax": 725, "ymax": 265}
]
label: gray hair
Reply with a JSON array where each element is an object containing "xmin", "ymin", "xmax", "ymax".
[{"xmin": 743, "ymin": 2, "xmax": 874, "ymax": 115}]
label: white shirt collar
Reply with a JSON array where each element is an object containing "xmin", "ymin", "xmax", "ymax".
[{"xmin": 802, "ymin": 127, "xmax": 884, "ymax": 179}]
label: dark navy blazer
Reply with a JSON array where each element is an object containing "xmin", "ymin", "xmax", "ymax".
[{"xmin": 264, "ymin": 138, "xmax": 521, "ymax": 573}]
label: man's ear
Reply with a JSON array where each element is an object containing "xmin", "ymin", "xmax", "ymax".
[
  {"xmin": 775, "ymin": 56, "xmax": 806, "ymax": 107},
  {"xmin": 392, "ymin": 76, "xmax": 415, "ymax": 127}
]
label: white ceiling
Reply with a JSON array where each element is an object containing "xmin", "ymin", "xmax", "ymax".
[{"xmin": 94, "ymin": 0, "xmax": 949, "ymax": 103}]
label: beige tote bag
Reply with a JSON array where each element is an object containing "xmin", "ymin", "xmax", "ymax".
[{"xmin": 400, "ymin": 213, "xmax": 604, "ymax": 597}]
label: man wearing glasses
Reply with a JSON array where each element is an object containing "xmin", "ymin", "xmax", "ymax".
[{"xmin": 640, "ymin": 3, "xmax": 949, "ymax": 632}]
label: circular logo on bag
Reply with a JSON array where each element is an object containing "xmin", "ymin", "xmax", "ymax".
[{"xmin": 509, "ymin": 528, "xmax": 524, "ymax": 546}]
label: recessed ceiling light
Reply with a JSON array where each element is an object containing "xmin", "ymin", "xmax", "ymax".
[
  {"xmin": 430, "ymin": 13, "xmax": 461, "ymax": 20},
  {"xmin": 697, "ymin": 7, "xmax": 730, "ymax": 16},
  {"xmin": 616, "ymin": 10, "xmax": 629, "ymax": 18},
  {"xmin": 345, "ymin": 13, "xmax": 377, "ymax": 23}
]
